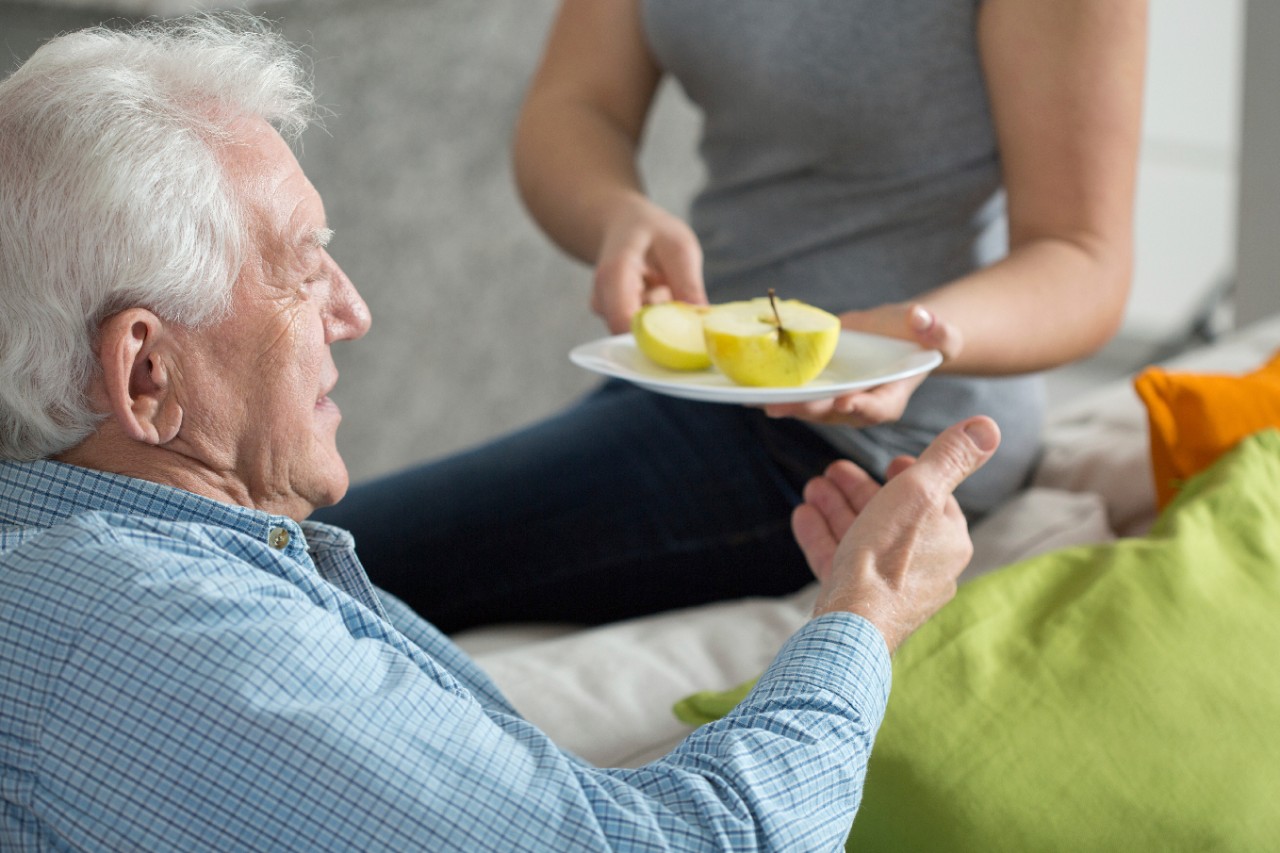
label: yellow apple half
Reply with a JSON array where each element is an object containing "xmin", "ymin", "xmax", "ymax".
[
  {"xmin": 631, "ymin": 301, "xmax": 712, "ymax": 371},
  {"xmin": 702, "ymin": 297, "xmax": 841, "ymax": 387}
]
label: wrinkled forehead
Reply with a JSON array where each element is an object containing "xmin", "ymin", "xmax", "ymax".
[{"xmin": 216, "ymin": 114, "xmax": 328, "ymax": 270}]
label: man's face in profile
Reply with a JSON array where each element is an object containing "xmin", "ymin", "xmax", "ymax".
[{"xmin": 164, "ymin": 116, "xmax": 372, "ymax": 520}]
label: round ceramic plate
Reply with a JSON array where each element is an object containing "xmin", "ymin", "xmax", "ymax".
[{"xmin": 569, "ymin": 331, "xmax": 943, "ymax": 404}]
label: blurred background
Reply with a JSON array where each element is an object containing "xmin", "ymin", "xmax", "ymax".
[{"xmin": 0, "ymin": 0, "xmax": 1268, "ymax": 485}]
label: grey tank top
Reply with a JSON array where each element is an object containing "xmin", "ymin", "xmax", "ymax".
[{"xmin": 643, "ymin": 0, "xmax": 1045, "ymax": 513}]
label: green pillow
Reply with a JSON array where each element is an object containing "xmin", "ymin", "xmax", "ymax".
[{"xmin": 676, "ymin": 429, "xmax": 1280, "ymax": 851}]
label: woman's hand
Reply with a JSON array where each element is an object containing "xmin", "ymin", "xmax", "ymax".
[
  {"xmin": 761, "ymin": 303, "xmax": 962, "ymax": 427},
  {"xmin": 592, "ymin": 195, "xmax": 707, "ymax": 334}
]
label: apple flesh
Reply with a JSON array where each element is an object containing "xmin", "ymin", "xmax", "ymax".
[
  {"xmin": 631, "ymin": 301, "xmax": 712, "ymax": 371},
  {"xmin": 702, "ymin": 296, "xmax": 841, "ymax": 387}
]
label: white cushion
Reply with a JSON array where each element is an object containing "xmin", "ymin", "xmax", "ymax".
[
  {"xmin": 966, "ymin": 487, "xmax": 1115, "ymax": 580},
  {"xmin": 462, "ymin": 588, "xmax": 815, "ymax": 767}
]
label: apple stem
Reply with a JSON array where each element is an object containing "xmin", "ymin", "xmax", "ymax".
[{"xmin": 767, "ymin": 288, "xmax": 791, "ymax": 347}]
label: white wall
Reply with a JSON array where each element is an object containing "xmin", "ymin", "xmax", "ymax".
[{"xmin": 1125, "ymin": 0, "xmax": 1245, "ymax": 341}]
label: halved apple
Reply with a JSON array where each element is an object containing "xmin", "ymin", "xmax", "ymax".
[
  {"xmin": 702, "ymin": 293, "xmax": 840, "ymax": 387},
  {"xmin": 631, "ymin": 301, "xmax": 712, "ymax": 371}
]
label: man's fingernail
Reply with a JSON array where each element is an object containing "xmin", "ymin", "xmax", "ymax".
[
  {"xmin": 909, "ymin": 305, "xmax": 933, "ymax": 331},
  {"xmin": 964, "ymin": 419, "xmax": 999, "ymax": 452}
]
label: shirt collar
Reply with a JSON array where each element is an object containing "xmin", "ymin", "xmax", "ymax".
[{"xmin": 0, "ymin": 458, "xmax": 352, "ymax": 555}]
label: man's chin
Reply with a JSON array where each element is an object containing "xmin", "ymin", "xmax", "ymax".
[{"xmin": 298, "ymin": 454, "xmax": 349, "ymax": 518}]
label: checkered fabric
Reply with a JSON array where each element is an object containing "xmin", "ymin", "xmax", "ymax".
[{"xmin": 0, "ymin": 459, "xmax": 890, "ymax": 851}]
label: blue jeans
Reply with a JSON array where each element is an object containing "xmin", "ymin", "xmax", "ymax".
[{"xmin": 313, "ymin": 380, "xmax": 847, "ymax": 633}]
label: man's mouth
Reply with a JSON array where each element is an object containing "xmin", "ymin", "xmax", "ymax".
[{"xmin": 317, "ymin": 380, "xmax": 339, "ymax": 411}]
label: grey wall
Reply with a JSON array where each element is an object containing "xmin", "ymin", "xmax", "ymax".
[{"xmin": 1235, "ymin": 0, "xmax": 1280, "ymax": 324}]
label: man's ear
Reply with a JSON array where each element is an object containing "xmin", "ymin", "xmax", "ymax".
[{"xmin": 97, "ymin": 309, "xmax": 183, "ymax": 446}]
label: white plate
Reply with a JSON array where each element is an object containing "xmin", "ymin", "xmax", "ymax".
[{"xmin": 569, "ymin": 331, "xmax": 943, "ymax": 404}]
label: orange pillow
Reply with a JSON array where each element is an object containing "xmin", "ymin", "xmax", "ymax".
[{"xmin": 1134, "ymin": 349, "xmax": 1280, "ymax": 509}]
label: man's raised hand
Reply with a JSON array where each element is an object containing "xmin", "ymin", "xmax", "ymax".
[{"xmin": 793, "ymin": 416, "xmax": 1001, "ymax": 652}]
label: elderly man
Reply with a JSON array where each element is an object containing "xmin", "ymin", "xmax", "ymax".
[{"xmin": 0, "ymin": 15, "xmax": 999, "ymax": 851}]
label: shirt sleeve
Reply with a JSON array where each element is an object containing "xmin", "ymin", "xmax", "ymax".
[{"xmin": 44, "ymin": 540, "xmax": 890, "ymax": 852}]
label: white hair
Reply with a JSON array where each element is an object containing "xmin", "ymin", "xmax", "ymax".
[{"xmin": 0, "ymin": 13, "xmax": 317, "ymax": 460}]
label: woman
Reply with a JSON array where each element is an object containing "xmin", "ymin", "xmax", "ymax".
[{"xmin": 315, "ymin": 0, "xmax": 1147, "ymax": 633}]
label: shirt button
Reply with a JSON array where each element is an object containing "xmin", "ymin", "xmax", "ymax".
[{"xmin": 268, "ymin": 527, "xmax": 291, "ymax": 550}]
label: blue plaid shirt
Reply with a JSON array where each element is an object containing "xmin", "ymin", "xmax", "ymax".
[{"xmin": 0, "ymin": 459, "xmax": 891, "ymax": 851}]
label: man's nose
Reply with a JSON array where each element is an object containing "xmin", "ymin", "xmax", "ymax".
[{"xmin": 326, "ymin": 260, "xmax": 372, "ymax": 342}]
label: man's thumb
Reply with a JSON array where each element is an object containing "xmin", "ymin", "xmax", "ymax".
[{"xmin": 912, "ymin": 416, "xmax": 1001, "ymax": 492}]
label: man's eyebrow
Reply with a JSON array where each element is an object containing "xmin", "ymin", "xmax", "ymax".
[{"xmin": 304, "ymin": 227, "xmax": 334, "ymax": 249}]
